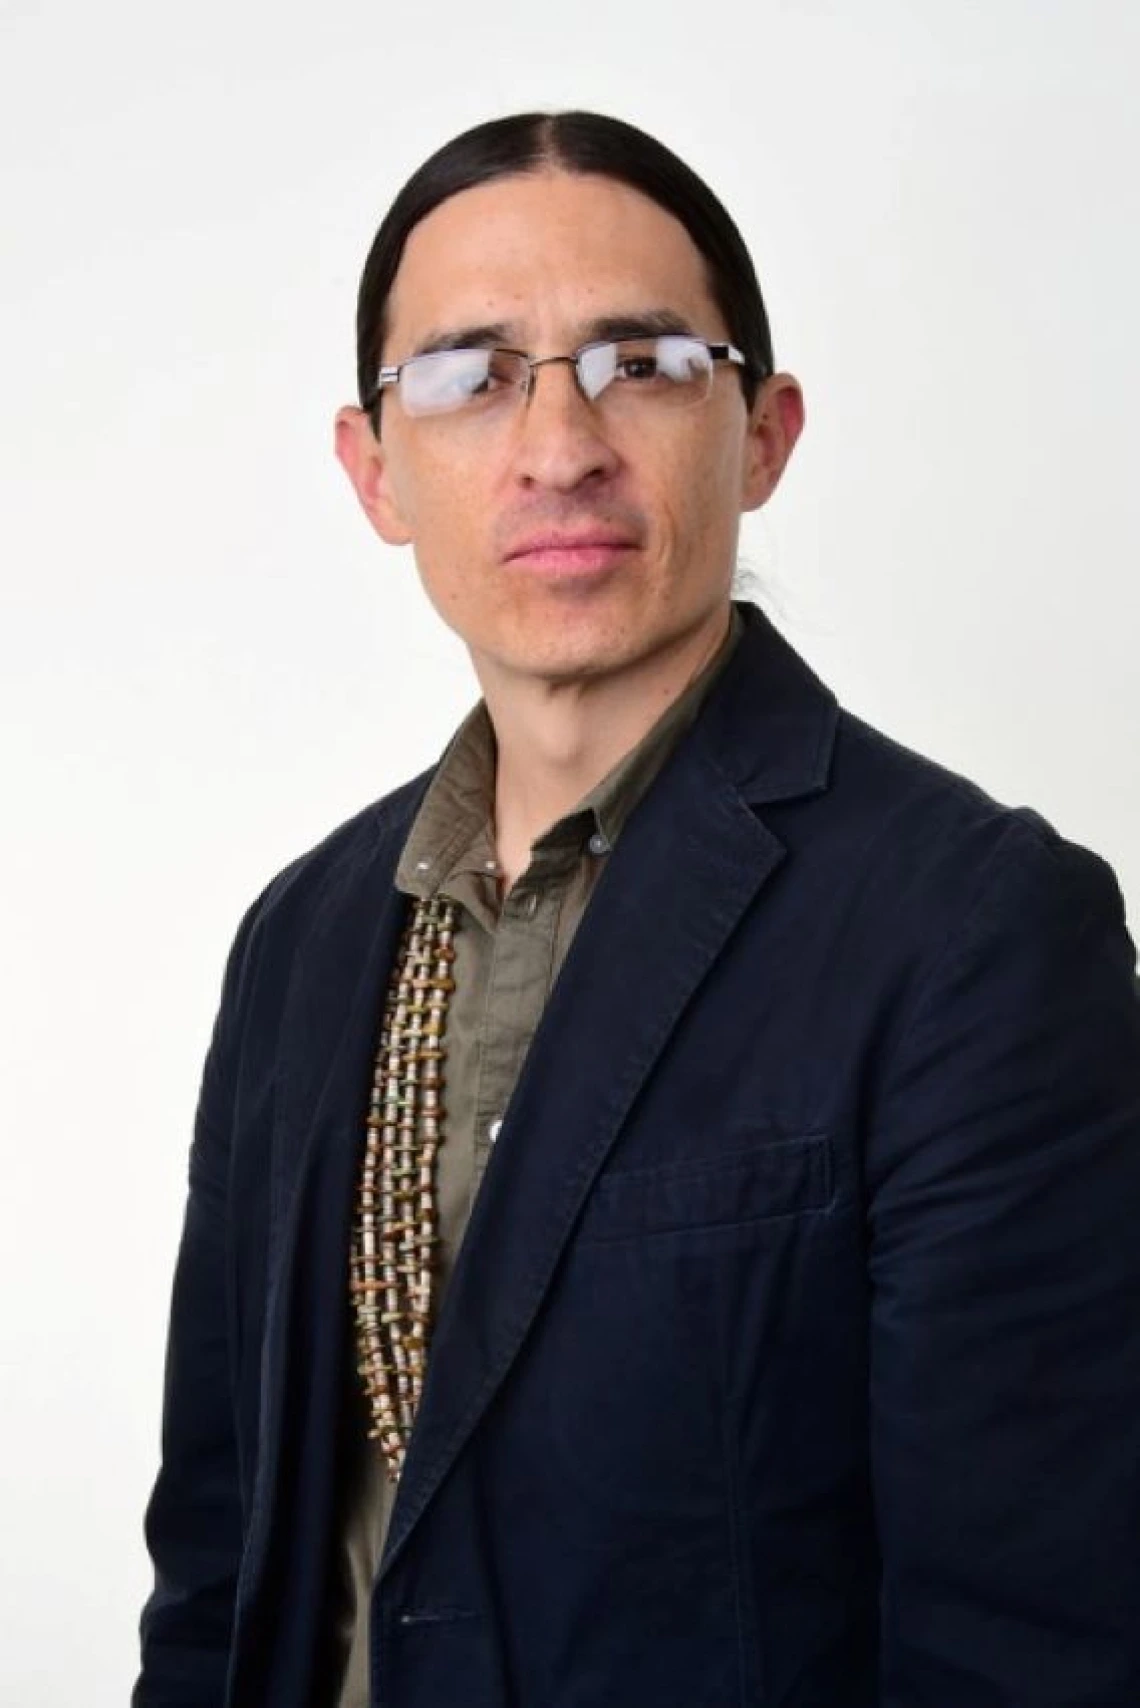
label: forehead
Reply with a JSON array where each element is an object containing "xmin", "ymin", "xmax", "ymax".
[{"xmin": 384, "ymin": 170, "xmax": 724, "ymax": 352}]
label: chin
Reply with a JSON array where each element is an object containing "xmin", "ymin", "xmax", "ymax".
[
  {"xmin": 499, "ymin": 613, "xmax": 687, "ymax": 688},
  {"xmin": 440, "ymin": 568, "xmax": 722, "ymax": 687}
]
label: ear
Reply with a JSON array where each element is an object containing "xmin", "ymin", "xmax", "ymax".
[
  {"xmin": 741, "ymin": 373, "xmax": 805, "ymax": 512},
  {"xmin": 334, "ymin": 406, "xmax": 413, "ymax": 546}
]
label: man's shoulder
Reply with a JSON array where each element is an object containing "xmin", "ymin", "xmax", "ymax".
[
  {"xmin": 828, "ymin": 705, "xmax": 1056, "ymax": 856},
  {"xmin": 720, "ymin": 605, "xmax": 1097, "ymax": 893},
  {"xmin": 817, "ymin": 706, "xmax": 1125, "ymax": 952},
  {"xmin": 271, "ymin": 765, "xmax": 432, "ymax": 901},
  {"xmin": 218, "ymin": 763, "xmax": 435, "ymax": 993},
  {"xmin": 831, "ymin": 705, "xmax": 1020, "ymax": 828}
]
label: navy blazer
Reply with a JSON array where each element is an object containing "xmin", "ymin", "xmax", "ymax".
[{"xmin": 135, "ymin": 603, "xmax": 1140, "ymax": 1708}]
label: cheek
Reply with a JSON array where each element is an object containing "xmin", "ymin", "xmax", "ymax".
[
  {"xmin": 657, "ymin": 407, "xmax": 745, "ymax": 506},
  {"xmin": 653, "ymin": 439, "xmax": 742, "ymax": 554},
  {"xmin": 396, "ymin": 453, "xmax": 485, "ymax": 551}
]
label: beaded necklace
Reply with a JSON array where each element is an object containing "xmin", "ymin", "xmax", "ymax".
[{"xmin": 349, "ymin": 894, "xmax": 459, "ymax": 1482}]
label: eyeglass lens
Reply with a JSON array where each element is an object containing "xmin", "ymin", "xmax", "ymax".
[{"xmin": 399, "ymin": 336, "xmax": 717, "ymax": 417}]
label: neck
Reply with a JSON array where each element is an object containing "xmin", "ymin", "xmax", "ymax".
[{"xmin": 476, "ymin": 603, "xmax": 733, "ymax": 890}]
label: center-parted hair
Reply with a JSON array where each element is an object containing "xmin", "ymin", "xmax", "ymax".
[{"xmin": 355, "ymin": 110, "xmax": 775, "ymax": 420}]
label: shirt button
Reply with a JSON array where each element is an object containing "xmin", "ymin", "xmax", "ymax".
[
  {"xmin": 587, "ymin": 831, "xmax": 610, "ymax": 856},
  {"xmin": 488, "ymin": 1117, "xmax": 503, "ymax": 1144}
]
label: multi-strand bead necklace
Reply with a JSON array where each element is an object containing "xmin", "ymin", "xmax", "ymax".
[{"xmin": 349, "ymin": 894, "xmax": 459, "ymax": 1482}]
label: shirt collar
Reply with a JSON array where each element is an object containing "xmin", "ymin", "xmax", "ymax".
[{"xmin": 396, "ymin": 604, "xmax": 744, "ymax": 900}]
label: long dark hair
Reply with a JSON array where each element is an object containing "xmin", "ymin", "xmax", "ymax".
[{"xmin": 355, "ymin": 110, "xmax": 774, "ymax": 414}]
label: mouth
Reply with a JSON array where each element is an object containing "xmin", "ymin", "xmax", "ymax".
[{"xmin": 503, "ymin": 532, "xmax": 640, "ymax": 575}]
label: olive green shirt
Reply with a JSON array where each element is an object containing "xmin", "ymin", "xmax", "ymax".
[{"xmin": 330, "ymin": 607, "xmax": 744, "ymax": 1706}]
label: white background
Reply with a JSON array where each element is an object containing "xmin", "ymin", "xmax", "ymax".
[{"xmin": 3, "ymin": 1, "xmax": 1138, "ymax": 1701}]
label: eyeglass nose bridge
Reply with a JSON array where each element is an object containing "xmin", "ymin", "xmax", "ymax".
[{"xmin": 518, "ymin": 351, "xmax": 593, "ymax": 405}]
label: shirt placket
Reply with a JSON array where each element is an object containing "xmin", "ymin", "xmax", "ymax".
[{"xmin": 469, "ymin": 869, "xmax": 567, "ymax": 1198}]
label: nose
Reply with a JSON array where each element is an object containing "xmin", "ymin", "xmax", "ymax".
[{"xmin": 510, "ymin": 357, "xmax": 621, "ymax": 493}]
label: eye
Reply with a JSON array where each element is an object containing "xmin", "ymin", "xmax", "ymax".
[
  {"xmin": 611, "ymin": 341, "xmax": 663, "ymax": 383},
  {"xmin": 447, "ymin": 349, "xmax": 525, "ymax": 409},
  {"xmin": 615, "ymin": 356, "xmax": 659, "ymax": 381},
  {"xmin": 436, "ymin": 351, "xmax": 502, "ymax": 403},
  {"xmin": 477, "ymin": 350, "xmax": 524, "ymax": 394},
  {"xmin": 401, "ymin": 348, "xmax": 522, "ymax": 415}
]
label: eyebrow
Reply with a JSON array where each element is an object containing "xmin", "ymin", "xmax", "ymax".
[{"xmin": 408, "ymin": 308, "xmax": 697, "ymax": 360}]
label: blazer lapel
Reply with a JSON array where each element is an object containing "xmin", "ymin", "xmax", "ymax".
[
  {"xmin": 234, "ymin": 792, "xmax": 422, "ymax": 1629},
  {"xmin": 381, "ymin": 604, "xmax": 840, "ymax": 1576}
]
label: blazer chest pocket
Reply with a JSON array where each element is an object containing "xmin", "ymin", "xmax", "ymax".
[{"xmin": 579, "ymin": 1132, "xmax": 833, "ymax": 1243}]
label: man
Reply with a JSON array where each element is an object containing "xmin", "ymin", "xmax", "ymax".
[{"xmin": 134, "ymin": 111, "xmax": 1140, "ymax": 1708}]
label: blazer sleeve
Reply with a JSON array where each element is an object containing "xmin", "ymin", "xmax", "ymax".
[
  {"xmin": 132, "ymin": 900, "xmax": 264, "ymax": 1708},
  {"xmin": 868, "ymin": 817, "xmax": 1140, "ymax": 1707}
]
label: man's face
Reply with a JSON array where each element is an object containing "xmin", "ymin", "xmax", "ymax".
[{"xmin": 336, "ymin": 170, "xmax": 802, "ymax": 688}]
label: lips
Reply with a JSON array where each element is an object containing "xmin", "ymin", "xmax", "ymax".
[
  {"xmin": 501, "ymin": 526, "xmax": 643, "ymax": 580},
  {"xmin": 504, "ymin": 529, "xmax": 640, "ymax": 562}
]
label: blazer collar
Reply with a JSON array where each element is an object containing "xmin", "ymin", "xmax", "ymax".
[
  {"xmin": 695, "ymin": 599, "xmax": 839, "ymax": 806},
  {"xmin": 381, "ymin": 597, "xmax": 836, "ymax": 852}
]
